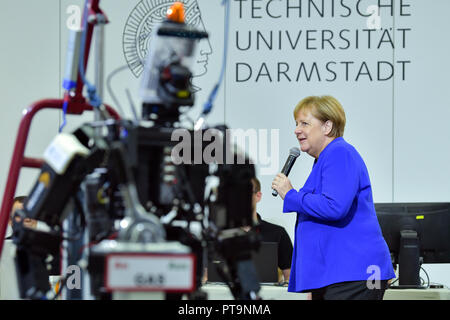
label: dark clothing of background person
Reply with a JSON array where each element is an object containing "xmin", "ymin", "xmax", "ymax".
[{"xmin": 253, "ymin": 213, "xmax": 293, "ymax": 271}]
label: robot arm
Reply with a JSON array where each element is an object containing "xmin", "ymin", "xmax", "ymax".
[
  {"xmin": 24, "ymin": 126, "xmax": 105, "ymax": 227},
  {"xmin": 12, "ymin": 125, "xmax": 106, "ymax": 299}
]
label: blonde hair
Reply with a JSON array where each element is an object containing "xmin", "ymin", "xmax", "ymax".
[{"xmin": 293, "ymin": 95, "xmax": 346, "ymax": 138}]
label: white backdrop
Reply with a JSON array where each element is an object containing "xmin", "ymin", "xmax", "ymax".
[{"xmin": 0, "ymin": 0, "xmax": 449, "ymax": 289}]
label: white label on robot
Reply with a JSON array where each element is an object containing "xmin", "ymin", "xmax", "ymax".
[
  {"xmin": 106, "ymin": 254, "xmax": 195, "ymax": 291},
  {"xmin": 43, "ymin": 133, "xmax": 89, "ymax": 174},
  {"xmin": 44, "ymin": 140, "xmax": 71, "ymax": 174}
]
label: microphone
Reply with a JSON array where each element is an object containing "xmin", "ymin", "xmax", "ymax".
[{"xmin": 272, "ymin": 147, "xmax": 301, "ymax": 197}]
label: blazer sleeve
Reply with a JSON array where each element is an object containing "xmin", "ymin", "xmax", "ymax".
[{"xmin": 283, "ymin": 147, "xmax": 360, "ymax": 222}]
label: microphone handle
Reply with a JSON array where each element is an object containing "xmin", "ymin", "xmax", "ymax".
[
  {"xmin": 272, "ymin": 155, "xmax": 296, "ymax": 197},
  {"xmin": 281, "ymin": 159, "xmax": 294, "ymax": 176}
]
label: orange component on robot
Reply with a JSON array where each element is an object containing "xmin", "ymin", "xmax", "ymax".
[{"xmin": 166, "ymin": 2, "xmax": 185, "ymax": 23}]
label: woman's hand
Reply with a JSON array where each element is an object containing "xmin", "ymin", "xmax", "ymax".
[{"xmin": 271, "ymin": 173, "xmax": 294, "ymax": 199}]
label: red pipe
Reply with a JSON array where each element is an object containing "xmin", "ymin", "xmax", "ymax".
[{"xmin": 22, "ymin": 158, "xmax": 45, "ymax": 169}]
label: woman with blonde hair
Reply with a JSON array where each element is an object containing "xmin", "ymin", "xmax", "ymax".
[{"xmin": 272, "ymin": 95, "xmax": 395, "ymax": 300}]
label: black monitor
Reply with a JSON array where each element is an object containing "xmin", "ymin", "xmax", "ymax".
[
  {"xmin": 375, "ymin": 203, "xmax": 450, "ymax": 289},
  {"xmin": 207, "ymin": 241, "xmax": 279, "ymax": 283}
]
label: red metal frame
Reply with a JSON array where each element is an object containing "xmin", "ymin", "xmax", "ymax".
[{"xmin": 0, "ymin": 0, "xmax": 119, "ymax": 256}]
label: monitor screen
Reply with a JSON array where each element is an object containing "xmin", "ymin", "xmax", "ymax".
[
  {"xmin": 207, "ymin": 241, "xmax": 279, "ymax": 283},
  {"xmin": 375, "ymin": 203, "xmax": 450, "ymax": 264}
]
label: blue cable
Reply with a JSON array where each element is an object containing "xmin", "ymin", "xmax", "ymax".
[
  {"xmin": 201, "ymin": 0, "xmax": 230, "ymax": 116},
  {"xmin": 59, "ymin": 99, "xmax": 70, "ymax": 132},
  {"xmin": 60, "ymin": 0, "xmax": 102, "ymax": 132}
]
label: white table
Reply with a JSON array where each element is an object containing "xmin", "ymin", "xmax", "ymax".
[
  {"xmin": 203, "ymin": 283, "xmax": 450, "ymax": 300},
  {"xmin": 202, "ymin": 283, "xmax": 308, "ymax": 300},
  {"xmin": 384, "ymin": 288, "xmax": 450, "ymax": 300}
]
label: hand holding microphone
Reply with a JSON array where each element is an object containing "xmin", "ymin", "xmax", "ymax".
[{"xmin": 272, "ymin": 147, "xmax": 301, "ymax": 198}]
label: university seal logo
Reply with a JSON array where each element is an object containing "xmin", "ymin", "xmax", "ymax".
[{"xmin": 123, "ymin": 0, "xmax": 212, "ymax": 81}]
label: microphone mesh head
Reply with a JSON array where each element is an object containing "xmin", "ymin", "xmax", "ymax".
[{"xmin": 289, "ymin": 147, "xmax": 301, "ymax": 158}]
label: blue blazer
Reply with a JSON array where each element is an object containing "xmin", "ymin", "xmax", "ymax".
[{"xmin": 283, "ymin": 137, "xmax": 395, "ymax": 292}]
